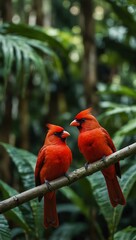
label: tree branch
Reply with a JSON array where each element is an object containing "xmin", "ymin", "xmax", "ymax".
[{"xmin": 0, "ymin": 142, "xmax": 136, "ymax": 213}]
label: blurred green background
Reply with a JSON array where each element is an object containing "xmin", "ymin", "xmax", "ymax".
[{"xmin": 0, "ymin": 0, "xmax": 136, "ymax": 239}]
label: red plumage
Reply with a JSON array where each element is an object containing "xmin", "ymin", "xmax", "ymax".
[
  {"xmin": 35, "ymin": 124, "xmax": 72, "ymax": 228},
  {"xmin": 70, "ymin": 108, "xmax": 126, "ymax": 207}
]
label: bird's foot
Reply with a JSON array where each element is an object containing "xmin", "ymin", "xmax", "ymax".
[
  {"xmin": 85, "ymin": 162, "xmax": 89, "ymax": 171},
  {"xmin": 45, "ymin": 180, "xmax": 53, "ymax": 191},
  {"xmin": 64, "ymin": 172, "xmax": 70, "ymax": 182},
  {"xmin": 101, "ymin": 155, "xmax": 107, "ymax": 165}
]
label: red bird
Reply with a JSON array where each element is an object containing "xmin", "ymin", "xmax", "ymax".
[
  {"xmin": 70, "ymin": 108, "xmax": 126, "ymax": 207},
  {"xmin": 35, "ymin": 124, "xmax": 72, "ymax": 228}
]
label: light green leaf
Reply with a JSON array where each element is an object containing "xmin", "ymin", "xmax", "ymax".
[
  {"xmin": 114, "ymin": 226, "xmax": 136, "ymax": 240},
  {"xmin": 115, "ymin": 119, "xmax": 136, "ymax": 136},
  {"xmin": 99, "ymin": 106, "xmax": 136, "ymax": 121}
]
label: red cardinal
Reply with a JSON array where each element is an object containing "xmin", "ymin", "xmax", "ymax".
[
  {"xmin": 70, "ymin": 108, "xmax": 126, "ymax": 207},
  {"xmin": 35, "ymin": 124, "xmax": 72, "ymax": 228}
]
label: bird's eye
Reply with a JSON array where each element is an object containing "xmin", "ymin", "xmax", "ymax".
[
  {"xmin": 76, "ymin": 118, "xmax": 85, "ymax": 123},
  {"xmin": 81, "ymin": 118, "xmax": 85, "ymax": 123},
  {"xmin": 54, "ymin": 131, "xmax": 63, "ymax": 137}
]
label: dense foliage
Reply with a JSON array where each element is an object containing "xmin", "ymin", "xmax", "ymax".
[{"xmin": 0, "ymin": 0, "xmax": 136, "ymax": 239}]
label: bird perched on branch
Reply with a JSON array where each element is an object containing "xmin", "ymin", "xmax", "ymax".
[
  {"xmin": 70, "ymin": 108, "xmax": 126, "ymax": 207},
  {"xmin": 35, "ymin": 124, "xmax": 72, "ymax": 228}
]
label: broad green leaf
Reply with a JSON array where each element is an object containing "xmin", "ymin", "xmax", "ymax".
[
  {"xmin": 0, "ymin": 24, "xmax": 67, "ymax": 99},
  {"xmin": 114, "ymin": 226, "xmax": 136, "ymax": 240},
  {"xmin": 60, "ymin": 186, "xmax": 89, "ymax": 219},
  {"xmin": 100, "ymin": 85, "xmax": 136, "ymax": 99},
  {"xmin": 3, "ymin": 23, "xmax": 68, "ymax": 57},
  {"xmin": 57, "ymin": 203, "xmax": 81, "ymax": 213},
  {"xmin": 0, "ymin": 180, "xmax": 30, "ymax": 231},
  {"xmin": 0, "ymin": 143, "xmax": 41, "ymax": 237},
  {"xmin": 115, "ymin": 119, "xmax": 136, "ymax": 136},
  {"xmin": 0, "ymin": 214, "xmax": 11, "ymax": 240},
  {"xmin": 87, "ymin": 163, "xmax": 136, "ymax": 235},
  {"xmin": 98, "ymin": 106, "xmax": 136, "ymax": 122},
  {"xmin": 49, "ymin": 223, "xmax": 88, "ymax": 240},
  {"xmin": 0, "ymin": 142, "xmax": 36, "ymax": 190}
]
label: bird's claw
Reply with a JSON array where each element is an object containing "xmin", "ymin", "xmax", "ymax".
[
  {"xmin": 85, "ymin": 162, "xmax": 89, "ymax": 170},
  {"xmin": 101, "ymin": 156, "xmax": 107, "ymax": 165},
  {"xmin": 64, "ymin": 172, "xmax": 70, "ymax": 182},
  {"xmin": 45, "ymin": 180, "xmax": 53, "ymax": 191}
]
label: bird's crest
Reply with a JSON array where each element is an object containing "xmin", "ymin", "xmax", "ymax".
[
  {"xmin": 46, "ymin": 123, "xmax": 64, "ymax": 133},
  {"xmin": 75, "ymin": 108, "xmax": 92, "ymax": 119}
]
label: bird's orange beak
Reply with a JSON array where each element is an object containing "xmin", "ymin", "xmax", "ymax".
[
  {"xmin": 70, "ymin": 119, "xmax": 80, "ymax": 127},
  {"xmin": 61, "ymin": 130, "xmax": 70, "ymax": 138}
]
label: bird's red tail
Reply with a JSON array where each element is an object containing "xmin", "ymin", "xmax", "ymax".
[
  {"xmin": 104, "ymin": 176, "xmax": 126, "ymax": 207},
  {"xmin": 44, "ymin": 191, "xmax": 59, "ymax": 228}
]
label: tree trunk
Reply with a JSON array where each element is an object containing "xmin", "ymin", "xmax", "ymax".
[
  {"xmin": 0, "ymin": 0, "xmax": 12, "ymax": 22},
  {"xmin": 33, "ymin": 0, "xmax": 44, "ymax": 26},
  {"xmin": 80, "ymin": 0, "xmax": 97, "ymax": 108}
]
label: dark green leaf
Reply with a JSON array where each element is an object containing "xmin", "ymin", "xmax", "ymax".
[{"xmin": 0, "ymin": 214, "xmax": 11, "ymax": 240}]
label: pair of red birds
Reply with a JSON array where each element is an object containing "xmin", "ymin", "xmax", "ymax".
[{"xmin": 35, "ymin": 108, "xmax": 126, "ymax": 229}]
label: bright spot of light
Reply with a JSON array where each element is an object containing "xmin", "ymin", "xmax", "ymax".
[
  {"xmin": 93, "ymin": 6, "xmax": 104, "ymax": 21},
  {"xmin": 69, "ymin": 51, "xmax": 80, "ymax": 62},
  {"xmin": 113, "ymin": 75, "xmax": 121, "ymax": 85},
  {"xmin": 70, "ymin": 5, "xmax": 80, "ymax": 15},
  {"xmin": 12, "ymin": 14, "xmax": 20, "ymax": 23},
  {"xmin": 72, "ymin": 25, "xmax": 81, "ymax": 34},
  {"xmin": 109, "ymin": 26, "xmax": 127, "ymax": 41},
  {"xmin": 29, "ymin": 12, "xmax": 36, "ymax": 26},
  {"xmin": 127, "ymin": 6, "xmax": 135, "ymax": 14}
]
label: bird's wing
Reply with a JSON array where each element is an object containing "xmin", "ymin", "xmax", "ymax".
[
  {"xmin": 35, "ymin": 146, "xmax": 46, "ymax": 187},
  {"xmin": 102, "ymin": 128, "xmax": 121, "ymax": 178}
]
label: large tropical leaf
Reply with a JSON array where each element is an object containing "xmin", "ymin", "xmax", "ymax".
[
  {"xmin": 2, "ymin": 23, "xmax": 68, "ymax": 56},
  {"xmin": 0, "ymin": 214, "xmax": 11, "ymax": 240},
  {"xmin": 0, "ymin": 180, "xmax": 30, "ymax": 232},
  {"xmin": 100, "ymin": 85, "xmax": 136, "ymax": 99},
  {"xmin": 60, "ymin": 186, "xmax": 89, "ymax": 219},
  {"xmin": 0, "ymin": 34, "xmax": 61, "ymax": 96},
  {"xmin": 0, "ymin": 142, "xmax": 36, "ymax": 189},
  {"xmin": 0, "ymin": 143, "xmax": 42, "ymax": 237},
  {"xmin": 87, "ymin": 163, "xmax": 136, "ymax": 237},
  {"xmin": 49, "ymin": 223, "xmax": 88, "ymax": 240},
  {"xmin": 114, "ymin": 226, "xmax": 136, "ymax": 240},
  {"xmin": 99, "ymin": 105, "xmax": 136, "ymax": 121}
]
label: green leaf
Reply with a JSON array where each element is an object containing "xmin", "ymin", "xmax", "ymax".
[
  {"xmin": 100, "ymin": 85, "xmax": 136, "ymax": 99},
  {"xmin": 0, "ymin": 214, "xmax": 11, "ymax": 240},
  {"xmin": 3, "ymin": 23, "xmax": 68, "ymax": 57},
  {"xmin": 114, "ymin": 226, "xmax": 136, "ymax": 240},
  {"xmin": 60, "ymin": 186, "xmax": 89, "ymax": 219},
  {"xmin": 0, "ymin": 142, "xmax": 36, "ymax": 190},
  {"xmin": 0, "ymin": 180, "xmax": 30, "ymax": 232},
  {"xmin": 87, "ymin": 163, "xmax": 136, "ymax": 235},
  {"xmin": 115, "ymin": 119, "xmax": 136, "ymax": 136},
  {"xmin": 57, "ymin": 203, "xmax": 80, "ymax": 213},
  {"xmin": 0, "ymin": 143, "xmax": 42, "ymax": 237},
  {"xmin": 49, "ymin": 223, "xmax": 88, "ymax": 240},
  {"xmin": 99, "ymin": 105, "xmax": 136, "ymax": 121}
]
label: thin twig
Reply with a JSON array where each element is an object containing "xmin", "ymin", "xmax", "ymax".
[{"xmin": 0, "ymin": 142, "xmax": 136, "ymax": 213}]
